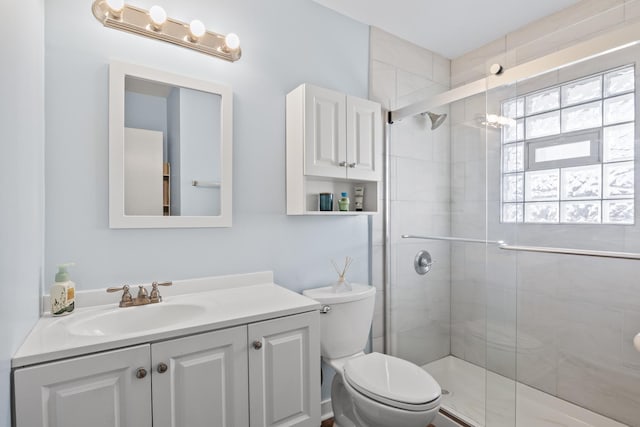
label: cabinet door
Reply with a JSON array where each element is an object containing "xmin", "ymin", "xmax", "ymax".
[
  {"xmin": 248, "ymin": 311, "xmax": 320, "ymax": 427},
  {"xmin": 346, "ymin": 96, "xmax": 382, "ymax": 181},
  {"xmin": 124, "ymin": 127, "xmax": 164, "ymax": 215},
  {"xmin": 152, "ymin": 325, "xmax": 249, "ymax": 427},
  {"xmin": 13, "ymin": 345, "xmax": 151, "ymax": 427},
  {"xmin": 303, "ymin": 85, "xmax": 347, "ymax": 178}
]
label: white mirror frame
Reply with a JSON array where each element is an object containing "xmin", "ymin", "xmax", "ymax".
[{"xmin": 109, "ymin": 60, "xmax": 232, "ymax": 228}]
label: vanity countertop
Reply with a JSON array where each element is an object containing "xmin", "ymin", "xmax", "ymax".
[{"xmin": 13, "ymin": 271, "xmax": 320, "ymax": 368}]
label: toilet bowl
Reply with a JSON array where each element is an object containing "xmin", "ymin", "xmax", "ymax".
[{"xmin": 303, "ymin": 284, "xmax": 441, "ymax": 427}]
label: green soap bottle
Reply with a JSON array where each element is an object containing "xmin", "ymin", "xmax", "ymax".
[
  {"xmin": 50, "ymin": 263, "xmax": 76, "ymax": 316},
  {"xmin": 338, "ymin": 192, "xmax": 350, "ymax": 212}
]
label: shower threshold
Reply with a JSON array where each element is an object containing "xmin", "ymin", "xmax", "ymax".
[{"xmin": 423, "ymin": 356, "xmax": 627, "ymax": 427}]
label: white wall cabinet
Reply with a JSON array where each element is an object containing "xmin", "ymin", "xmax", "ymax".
[
  {"xmin": 286, "ymin": 83, "xmax": 382, "ymax": 215},
  {"xmin": 13, "ymin": 312, "xmax": 319, "ymax": 427}
]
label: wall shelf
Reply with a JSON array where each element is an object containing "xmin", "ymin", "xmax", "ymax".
[{"xmin": 285, "ymin": 83, "xmax": 382, "ymax": 216}]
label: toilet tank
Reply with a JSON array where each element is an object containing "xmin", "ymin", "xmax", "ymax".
[{"xmin": 303, "ymin": 284, "xmax": 376, "ymax": 359}]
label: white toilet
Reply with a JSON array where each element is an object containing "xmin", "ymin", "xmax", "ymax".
[{"xmin": 303, "ymin": 284, "xmax": 441, "ymax": 427}]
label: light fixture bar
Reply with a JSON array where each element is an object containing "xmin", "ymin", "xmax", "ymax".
[{"xmin": 92, "ymin": 0, "xmax": 241, "ymax": 62}]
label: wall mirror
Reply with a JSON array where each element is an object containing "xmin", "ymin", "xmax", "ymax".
[{"xmin": 109, "ymin": 61, "xmax": 232, "ymax": 228}]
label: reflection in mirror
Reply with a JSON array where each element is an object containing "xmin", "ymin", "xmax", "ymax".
[
  {"xmin": 109, "ymin": 61, "xmax": 232, "ymax": 228},
  {"xmin": 124, "ymin": 76, "xmax": 222, "ymax": 217}
]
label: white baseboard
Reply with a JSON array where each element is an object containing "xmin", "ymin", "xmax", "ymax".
[{"xmin": 321, "ymin": 399, "xmax": 333, "ymax": 421}]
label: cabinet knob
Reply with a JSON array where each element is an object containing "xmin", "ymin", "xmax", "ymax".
[
  {"xmin": 157, "ymin": 362, "xmax": 168, "ymax": 374},
  {"xmin": 338, "ymin": 161, "xmax": 347, "ymax": 167},
  {"xmin": 135, "ymin": 367, "xmax": 148, "ymax": 379},
  {"xmin": 348, "ymin": 163, "xmax": 357, "ymax": 168},
  {"xmin": 253, "ymin": 340, "xmax": 263, "ymax": 350}
]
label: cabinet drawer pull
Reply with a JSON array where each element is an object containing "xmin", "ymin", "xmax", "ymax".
[
  {"xmin": 348, "ymin": 162, "xmax": 357, "ymax": 168},
  {"xmin": 253, "ymin": 340, "xmax": 263, "ymax": 350},
  {"xmin": 338, "ymin": 161, "xmax": 347, "ymax": 167},
  {"xmin": 135, "ymin": 367, "xmax": 147, "ymax": 379},
  {"xmin": 157, "ymin": 362, "xmax": 168, "ymax": 374}
]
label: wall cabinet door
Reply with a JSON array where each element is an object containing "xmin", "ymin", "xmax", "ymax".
[
  {"xmin": 346, "ymin": 96, "xmax": 382, "ymax": 181},
  {"xmin": 13, "ymin": 345, "xmax": 151, "ymax": 427},
  {"xmin": 303, "ymin": 85, "xmax": 347, "ymax": 179},
  {"xmin": 151, "ymin": 325, "xmax": 249, "ymax": 427},
  {"xmin": 248, "ymin": 311, "xmax": 320, "ymax": 427}
]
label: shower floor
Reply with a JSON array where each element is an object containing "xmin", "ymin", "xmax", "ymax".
[{"xmin": 423, "ymin": 356, "xmax": 627, "ymax": 427}]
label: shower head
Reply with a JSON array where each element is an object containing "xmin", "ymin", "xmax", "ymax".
[{"xmin": 421, "ymin": 111, "xmax": 448, "ymax": 130}]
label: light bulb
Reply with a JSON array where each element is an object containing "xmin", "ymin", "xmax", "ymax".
[
  {"xmin": 189, "ymin": 19, "xmax": 206, "ymax": 41},
  {"xmin": 105, "ymin": 0, "xmax": 124, "ymax": 12},
  {"xmin": 224, "ymin": 33, "xmax": 240, "ymax": 51},
  {"xmin": 149, "ymin": 5, "xmax": 167, "ymax": 30}
]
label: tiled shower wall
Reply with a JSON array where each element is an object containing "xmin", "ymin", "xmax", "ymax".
[
  {"xmin": 450, "ymin": 1, "xmax": 640, "ymax": 424},
  {"xmin": 369, "ymin": 28, "xmax": 452, "ymax": 365}
]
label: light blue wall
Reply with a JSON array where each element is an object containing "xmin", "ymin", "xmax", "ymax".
[
  {"xmin": 45, "ymin": 0, "xmax": 370, "ymax": 291},
  {"xmin": 124, "ymin": 91, "xmax": 169, "ymax": 155},
  {"xmin": 45, "ymin": 0, "xmax": 370, "ymax": 404},
  {"xmin": 179, "ymin": 88, "xmax": 222, "ymax": 216},
  {"xmin": 0, "ymin": 1, "xmax": 45, "ymax": 427}
]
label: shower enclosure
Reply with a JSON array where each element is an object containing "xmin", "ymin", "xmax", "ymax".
[{"xmin": 383, "ymin": 22, "xmax": 640, "ymax": 427}]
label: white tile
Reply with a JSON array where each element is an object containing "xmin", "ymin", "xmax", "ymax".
[
  {"xmin": 506, "ymin": 0, "xmax": 624, "ymax": 51},
  {"xmin": 555, "ymin": 299, "xmax": 623, "ymax": 367},
  {"xmin": 370, "ymin": 244, "xmax": 384, "ymax": 290},
  {"xmin": 390, "ymin": 200, "xmax": 450, "ymax": 244},
  {"xmin": 556, "ymin": 352, "xmax": 640, "ymax": 426},
  {"xmin": 622, "ymin": 310, "xmax": 640, "ymax": 371},
  {"xmin": 425, "ymin": 356, "xmax": 628, "ymax": 427},
  {"xmin": 395, "ymin": 157, "xmax": 449, "ymax": 202},
  {"xmin": 369, "ymin": 60, "xmax": 396, "ymax": 110},
  {"xmin": 516, "ymin": 290, "xmax": 559, "ymax": 395},
  {"xmin": 389, "ymin": 115, "xmax": 434, "ymax": 161},
  {"xmin": 370, "ymin": 27, "xmax": 433, "ymax": 79},
  {"xmin": 450, "ymin": 99, "xmax": 466, "ymax": 126},
  {"xmin": 395, "ymin": 325, "xmax": 449, "ymax": 366},
  {"xmin": 372, "ymin": 336, "xmax": 384, "ymax": 353},
  {"xmin": 451, "ymin": 37, "xmax": 506, "ymax": 87},
  {"xmin": 432, "ymin": 54, "xmax": 451, "ymax": 87},
  {"xmin": 372, "ymin": 290, "xmax": 384, "ymax": 339},
  {"xmin": 514, "ymin": 6, "xmax": 625, "ymax": 65},
  {"xmin": 626, "ymin": 0, "xmax": 640, "ymax": 20}
]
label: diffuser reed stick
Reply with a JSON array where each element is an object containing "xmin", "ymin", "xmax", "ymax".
[{"xmin": 330, "ymin": 256, "xmax": 353, "ymax": 292}]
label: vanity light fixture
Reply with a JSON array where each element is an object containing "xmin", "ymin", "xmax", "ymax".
[
  {"xmin": 188, "ymin": 19, "xmax": 206, "ymax": 42},
  {"xmin": 91, "ymin": 0, "xmax": 242, "ymax": 62},
  {"xmin": 148, "ymin": 5, "xmax": 167, "ymax": 31}
]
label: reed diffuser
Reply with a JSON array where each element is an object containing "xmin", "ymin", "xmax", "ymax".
[{"xmin": 330, "ymin": 256, "xmax": 353, "ymax": 293}]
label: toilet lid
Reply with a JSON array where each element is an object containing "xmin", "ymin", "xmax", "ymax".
[{"xmin": 344, "ymin": 353, "xmax": 441, "ymax": 409}]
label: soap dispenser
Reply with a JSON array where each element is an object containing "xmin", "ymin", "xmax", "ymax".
[{"xmin": 50, "ymin": 263, "xmax": 76, "ymax": 316}]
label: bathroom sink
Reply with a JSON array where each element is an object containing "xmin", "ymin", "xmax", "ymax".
[{"xmin": 64, "ymin": 303, "xmax": 206, "ymax": 337}]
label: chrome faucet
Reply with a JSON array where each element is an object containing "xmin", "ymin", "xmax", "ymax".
[{"xmin": 107, "ymin": 281, "xmax": 173, "ymax": 307}]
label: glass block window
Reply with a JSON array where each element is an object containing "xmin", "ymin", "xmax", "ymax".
[{"xmin": 501, "ymin": 65, "xmax": 635, "ymax": 224}]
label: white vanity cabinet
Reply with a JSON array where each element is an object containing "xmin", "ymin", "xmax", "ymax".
[
  {"xmin": 151, "ymin": 325, "xmax": 250, "ymax": 427},
  {"xmin": 13, "ymin": 312, "xmax": 319, "ymax": 427},
  {"xmin": 286, "ymin": 83, "xmax": 382, "ymax": 215},
  {"xmin": 13, "ymin": 345, "xmax": 152, "ymax": 427},
  {"xmin": 249, "ymin": 311, "xmax": 320, "ymax": 427}
]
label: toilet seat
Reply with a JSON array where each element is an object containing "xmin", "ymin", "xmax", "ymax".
[{"xmin": 343, "ymin": 353, "xmax": 441, "ymax": 412}]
